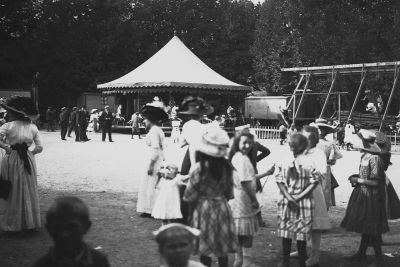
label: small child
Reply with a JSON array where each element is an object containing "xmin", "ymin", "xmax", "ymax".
[
  {"xmin": 31, "ymin": 196, "xmax": 110, "ymax": 267},
  {"xmin": 154, "ymin": 223, "xmax": 206, "ymax": 267},
  {"xmin": 152, "ymin": 162, "xmax": 184, "ymax": 224}
]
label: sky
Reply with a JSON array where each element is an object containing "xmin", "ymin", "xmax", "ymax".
[{"xmin": 250, "ymin": 0, "xmax": 265, "ymax": 4}]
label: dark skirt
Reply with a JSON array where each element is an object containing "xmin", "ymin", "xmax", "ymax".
[
  {"xmin": 387, "ymin": 181, "xmax": 400, "ymax": 220},
  {"xmin": 341, "ymin": 185, "xmax": 389, "ymax": 235}
]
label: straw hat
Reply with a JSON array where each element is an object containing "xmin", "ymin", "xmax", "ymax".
[
  {"xmin": 375, "ymin": 131, "xmax": 391, "ymax": 154},
  {"xmin": 354, "ymin": 129, "xmax": 381, "ymax": 153},
  {"xmin": 198, "ymin": 124, "xmax": 230, "ymax": 158},
  {"xmin": 314, "ymin": 118, "xmax": 335, "ymax": 134},
  {"xmin": 178, "ymin": 96, "xmax": 214, "ymax": 115},
  {"xmin": 140, "ymin": 103, "xmax": 169, "ymax": 123},
  {"xmin": 0, "ymin": 96, "xmax": 39, "ymax": 120}
]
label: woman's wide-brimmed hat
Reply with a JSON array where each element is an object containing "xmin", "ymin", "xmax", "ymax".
[
  {"xmin": 375, "ymin": 131, "xmax": 391, "ymax": 154},
  {"xmin": 178, "ymin": 96, "xmax": 214, "ymax": 115},
  {"xmin": 235, "ymin": 124, "xmax": 257, "ymax": 141},
  {"xmin": 198, "ymin": 124, "xmax": 230, "ymax": 158},
  {"xmin": 140, "ymin": 103, "xmax": 169, "ymax": 123},
  {"xmin": 314, "ymin": 118, "xmax": 335, "ymax": 134},
  {"xmin": 0, "ymin": 96, "xmax": 39, "ymax": 120},
  {"xmin": 354, "ymin": 129, "xmax": 381, "ymax": 153}
]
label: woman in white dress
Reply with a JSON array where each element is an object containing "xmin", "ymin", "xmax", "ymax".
[
  {"xmin": 136, "ymin": 103, "xmax": 168, "ymax": 217},
  {"xmin": 0, "ymin": 96, "xmax": 43, "ymax": 234}
]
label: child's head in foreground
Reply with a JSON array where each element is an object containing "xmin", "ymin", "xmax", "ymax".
[
  {"xmin": 46, "ymin": 196, "xmax": 91, "ymax": 256},
  {"xmin": 154, "ymin": 223, "xmax": 200, "ymax": 267},
  {"xmin": 159, "ymin": 162, "xmax": 179, "ymax": 180}
]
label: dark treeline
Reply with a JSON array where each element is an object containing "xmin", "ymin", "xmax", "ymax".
[{"xmin": 1, "ymin": 0, "xmax": 400, "ymax": 111}]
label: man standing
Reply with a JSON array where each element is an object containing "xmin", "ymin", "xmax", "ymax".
[
  {"xmin": 59, "ymin": 107, "xmax": 69, "ymax": 140},
  {"xmin": 77, "ymin": 106, "xmax": 89, "ymax": 142},
  {"xmin": 46, "ymin": 107, "xmax": 55, "ymax": 132},
  {"xmin": 67, "ymin": 107, "xmax": 78, "ymax": 138},
  {"xmin": 99, "ymin": 106, "xmax": 114, "ymax": 142}
]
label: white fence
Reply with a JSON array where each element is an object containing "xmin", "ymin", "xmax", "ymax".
[
  {"xmin": 250, "ymin": 126, "xmax": 280, "ymax": 140},
  {"xmin": 387, "ymin": 134, "xmax": 400, "ymax": 152}
]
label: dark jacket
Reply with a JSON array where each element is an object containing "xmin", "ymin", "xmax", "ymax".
[
  {"xmin": 77, "ymin": 110, "xmax": 89, "ymax": 126},
  {"xmin": 69, "ymin": 111, "xmax": 77, "ymax": 126},
  {"xmin": 31, "ymin": 244, "xmax": 110, "ymax": 267},
  {"xmin": 99, "ymin": 111, "xmax": 114, "ymax": 127},
  {"xmin": 59, "ymin": 110, "xmax": 69, "ymax": 125}
]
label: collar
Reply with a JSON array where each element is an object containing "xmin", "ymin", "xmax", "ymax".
[{"xmin": 50, "ymin": 243, "xmax": 93, "ymax": 265}]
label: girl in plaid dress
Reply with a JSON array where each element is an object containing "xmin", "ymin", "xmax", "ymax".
[
  {"xmin": 183, "ymin": 125, "xmax": 237, "ymax": 267},
  {"xmin": 229, "ymin": 130, "xmax": 275, "ymax": 267},
  {"xmin": 275, "ymin": 133, "xmax": 319, "ymax": 267}
]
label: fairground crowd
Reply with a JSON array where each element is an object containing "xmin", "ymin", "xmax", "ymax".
[{"xmin": 0, "ymin": 96, "xmax": 399, "ymax": 267}]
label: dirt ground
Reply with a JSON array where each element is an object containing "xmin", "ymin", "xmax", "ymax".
[{"xmin": 0, "ymin": 131, "xmax": 399, "ymax": 267}]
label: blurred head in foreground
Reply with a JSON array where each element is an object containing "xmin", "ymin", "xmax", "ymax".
[
  {"xmin": 46, "ymin": 196, "xmax": 91, "ymax": 257},
  {"xmin": 154, "ymin": 223, "xmax": 200, "ymax": 267}
]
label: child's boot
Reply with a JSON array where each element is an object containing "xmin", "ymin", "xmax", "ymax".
[{"xmin": 233, "ymin": 246, "xmax": 243, "ymax": 267}]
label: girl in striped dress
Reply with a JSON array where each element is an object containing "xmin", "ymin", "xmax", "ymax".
[{"xmin": 275, "ymin": 133, "xmax": 318, "ymax": 267}]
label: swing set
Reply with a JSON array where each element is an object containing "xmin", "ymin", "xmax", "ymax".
[{"xmin": 281, "ymin": 61, "xmax": 400, "ymax": 131}]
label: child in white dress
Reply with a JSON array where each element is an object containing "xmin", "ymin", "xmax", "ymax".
[{"xmin": 152, "ymin": 162, "xmax": 184, "ymax": 224}]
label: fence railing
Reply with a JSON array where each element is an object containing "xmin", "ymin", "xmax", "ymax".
[
  {"xmin": 387, "ymin": 133, "xmax": 400, "ymax": 152},
  {"xmin": 250, "ymin": 126, "xmax": 280, "ymax": 140}
]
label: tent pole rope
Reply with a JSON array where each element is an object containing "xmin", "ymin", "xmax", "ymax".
[
  {"xmin": 347, "ymin": 65, "xmax": 367, "ymax": 124},
  {"xmin": 319, "ymin": 68, "xmax": 337, "ymax": 118},
  {"xmin": 379, "ymin": 64, "xmax": 400, "ymax": 131}
]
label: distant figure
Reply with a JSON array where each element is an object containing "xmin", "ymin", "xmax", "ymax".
[
  {"xmin": 248, "ymin": 114, "xmax": 256, "ymax": 127},
  {"xmin": 279, "ymin": 123, "xmax": 288, "ymax": 145},
  {"xmin": 46, "ymin": 107, "xmax": 55, "ymax": 132},
  {"xmin": 77, "ymin": 107, "xmax": 89, "ymax": 142},
  {"xmin": 99, "ymin": 106, "xmax": 114, "ymax": 142},
  {"xmin": 287, "ymin": 123, "xmax": 297, "ymax": 139},
  {"xmin": 59, "ymin": 107, "xmax": 69, "ymax": 140},
  {"xmin": 31, "ymin": 197, "xmax": 110, "ymax": 267},
  {"xmin": 67, "ymin": 107, "xmax": 78, "ymax": 139},
  {"xmin": 130, "ymin": 112, "xmax": 141, "ymax": 139},
  {"xmin": 171, "ymin": 118, "xmax": 182, "ymax": 143},
  {"xmin": 88, "ymin": 109, "xmax": 99, "ymax": 132},
  {"xmin": 344, "ymin": 122, "xmax": 356, "ymax": 150}
]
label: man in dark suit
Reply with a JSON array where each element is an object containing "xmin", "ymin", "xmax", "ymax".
[
  {"xmin": 77, "ymin": 106, "xmax": 89, "ymax": 142},
  {"xmin": 67, "ymin": 107, "xmax": 78, "ymax": 138},
  {"xmin": 99, "ymin": 106, "xmax": 114, "ymax": 142},
  {"xmin": 59, "ymin": 107, "xmax": 69, "ymax": 140}
]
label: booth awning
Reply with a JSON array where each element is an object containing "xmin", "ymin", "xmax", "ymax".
[{"xmin": 97, "ymin": 36, "xmax": 251, "ymax": 94}]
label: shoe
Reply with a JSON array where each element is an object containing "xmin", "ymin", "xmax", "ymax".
[
  {"xmin": 109, "ymin": 140, "xmax": 114, "ymax": 142},
  {"xmin": 344, "ymin": 253, "xmax": 367, "ymax": 262},
  {"xmin": 140, "ymin": 213, "xmax": 152, "ymax": 218},
  {"xmin": 290, "ymin": 251, "xmax": 299, "ymax": 258},
  {"xmin": 61, "ymin": 138, "xmax": 66, "ymax": 140}
]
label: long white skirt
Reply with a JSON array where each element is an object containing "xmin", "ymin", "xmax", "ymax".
[
  {"xmin": 1, "ymin": 150, "xmax": 41, "ymax": 231},
  {"xmin": 136, "ymin": 153, "xmax": 163, "ymax": 214}
]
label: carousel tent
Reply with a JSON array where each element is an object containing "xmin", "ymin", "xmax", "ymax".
[{"xmin": 97, "ymin": 36, "xmax": 251, "ymax": 94}]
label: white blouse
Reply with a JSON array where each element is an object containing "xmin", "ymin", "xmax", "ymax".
[{"xmin": 0, "ymin": 121, "xmax": 42, "ymax": 147}]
